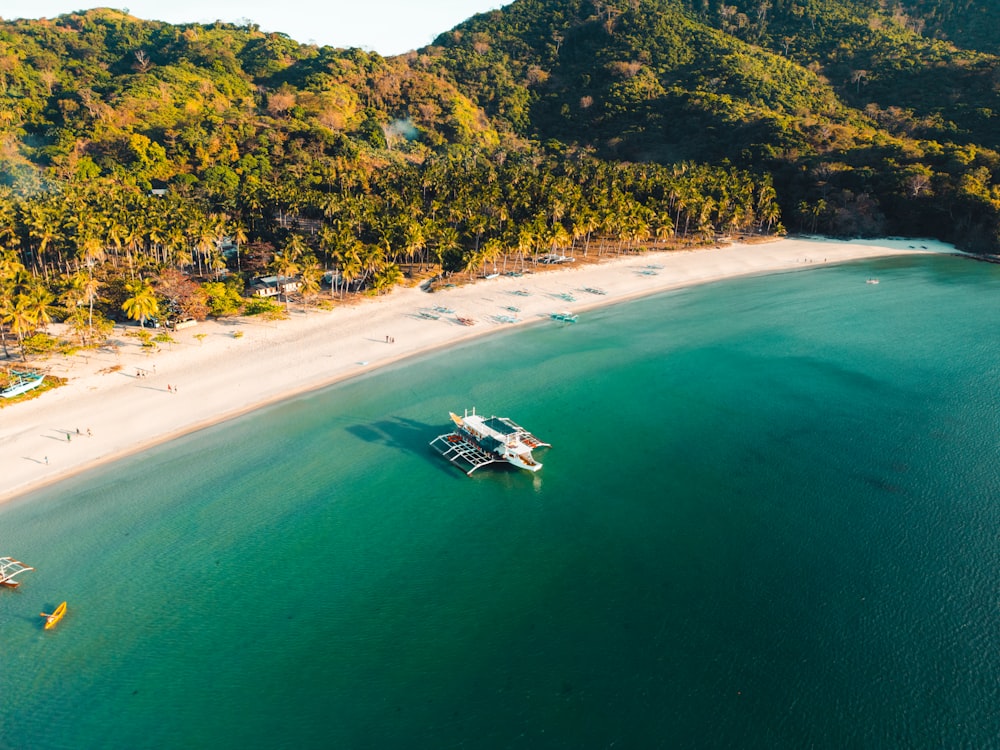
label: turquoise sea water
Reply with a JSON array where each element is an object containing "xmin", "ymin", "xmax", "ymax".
[{"xmin": 2, "ymin": 253, "xmax": 999, "ymax": 749}]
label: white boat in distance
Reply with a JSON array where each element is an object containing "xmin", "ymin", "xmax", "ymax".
[{"xmin": 430, "ymin": 408, "xmax": 550, "ymax": 475}]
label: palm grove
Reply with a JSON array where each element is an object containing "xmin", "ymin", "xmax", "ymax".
[{"xmin": 0, "ymin": 0, "xmax": 997, "ymax": 360}]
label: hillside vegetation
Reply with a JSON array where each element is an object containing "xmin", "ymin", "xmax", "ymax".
[
  {"xmin": 431, "ymin": 0, "xmax": 999, "ymax": 247},
  {"xmin": 0, "ymin": 1, "xmax": 997, "ymax": 360}
]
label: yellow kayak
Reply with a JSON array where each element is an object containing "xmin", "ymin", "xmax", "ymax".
[{"xmin": 41, "ymin": 601, "xmax": 67, "ymax": 630}]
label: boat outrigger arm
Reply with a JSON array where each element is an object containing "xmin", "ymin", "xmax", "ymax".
[
  {"xmin": 0, "ymin": 557, "xmax": 35, "ymax": 588},
  {"xmin": 430, "ymin": 408, "xmax": 551, "ymax": 476}
]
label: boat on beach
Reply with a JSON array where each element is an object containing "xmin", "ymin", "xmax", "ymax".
[
  {"xmin": 0, "ymin": 557, "xmax": 34, "ymax": 588},
  {"xmin": 1, "ymin": 371, "xmax": 44, "ymax": 399},
  {"xmin": 41, "ymin": 601, "xmax": 67, "ymax": 630},
  {"xmin": 429, "ymin": 408, "xmax": 550, "ymax": 475}
]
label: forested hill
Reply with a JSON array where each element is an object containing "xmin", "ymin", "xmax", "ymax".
[
  {"xmin": 0, "ymin": 2, "xmax": 998, "ymax": 362},
  {"xmin": 430, "ymin": 0, "xmax": 1000, "ymax": 250}
]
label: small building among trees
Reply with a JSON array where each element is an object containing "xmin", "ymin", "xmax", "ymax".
[{"xmin": 249, "ymin": 275, "xmax": 301, "ymax": 298}]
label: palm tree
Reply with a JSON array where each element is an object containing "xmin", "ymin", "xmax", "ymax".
[
  {"xmin": 480, "ymin": 237, "xmax": 504, "ymax": 276},
  {"xmin": 3, "ymin": 297, "xmax": 36, "ymax": 361},
  {"xmin": 338, "ymin": 250, "xmax": 362, "ymax": 299},
  {"xmin": 23, "ymin": 198, "xmax": 62, "ymax": 276},
  {"xmin": 402, "ymin": 220, "xmax": 426, "ymax": 271},
  {"xmin": 432, "ymin": 225, "xmax": 461, "ymax": 272},
  {"xmin": 653, "ymin": 212, "xmax": 675, "ymax": 246},
  {"xmin": 0, "ymin": 249, "xmax": 27, "ymax": 358},
  {"xmin": 232, "ymin": 223, "xmax": 248, "ymax": 272},
  {"xmin": 269, "ymin": 251, "xmax": 301, "ymax": 311},
  {"xmin": 297, "ymin": 260, "xmax": 324, "ymax": 309},
  {"xmin": 23, "ymin": 282, "xmax": 55, "ymax": 331},
  {"xmin": 372, "ymin": 263, "xmax": 403, "ymax": 295},
  {"xmin": 283, "ymin": 233, "xmax": 309, "ymax": 263},
  {"xmin": 357, "ymin": 243, "xmax": 385, "ymax": 289},
  {"xmin": 122, "ymin": 280, "xmax": 159, "ymax": 328}
]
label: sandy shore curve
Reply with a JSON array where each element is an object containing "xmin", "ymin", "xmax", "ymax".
[{"xmin": 0, "ymin": 236, "xmax": 949, "ymax": 504}]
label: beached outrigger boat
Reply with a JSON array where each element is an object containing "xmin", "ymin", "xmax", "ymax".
[
  {"xmin": 0, "ymin": 557, "xmax": 34, "ymax": 588},
  {"xmin": 0, "ymin": 370, "xmax": 44, "ymax": 399},
  {"xmin": 430, "ymin": 408, "xmax": 550, "ymax": 476},
  {"xmin": 40, "ymin": 601, "xmax": 67, "ymax": 630}
]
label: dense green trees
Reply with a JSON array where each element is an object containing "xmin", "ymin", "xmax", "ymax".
[
  {"xmin": 432, "ymin": 0, "xmax": 999, "ymax": 251},
  {"xmin": 0, "ymin": 2, "xmax": 997, "ymax": 361}
]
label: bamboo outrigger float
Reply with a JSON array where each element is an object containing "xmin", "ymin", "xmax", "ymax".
[
  {"xmin": 430, "ymin": 408, "xmax": 550, "ymax": 476},
  {"xmin": 0, "ymin": 557, "xmax": 34, "ymax": 588}
]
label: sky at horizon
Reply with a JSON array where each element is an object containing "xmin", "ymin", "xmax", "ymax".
[{"xmin": 0, "ymin": 0, "xmax": 507, "ymax": 56}]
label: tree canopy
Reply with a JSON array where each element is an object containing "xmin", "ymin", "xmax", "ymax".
[{"xmin": 0, "ymin": 1, "xmax": 997, "ymax": 358}]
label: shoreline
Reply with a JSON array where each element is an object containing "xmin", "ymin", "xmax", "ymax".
[{"xmin": 0, "ymin": 236, "xmax": 948, "ymax": 505}]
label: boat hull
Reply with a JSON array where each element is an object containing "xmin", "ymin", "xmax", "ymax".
[
  {"xmin": 42, "ymin": 601, "xmax": 67, "ymax": 630},
  {"xmin": 433, "ymin": 409, "xmax": 550, "ymax": 476}
]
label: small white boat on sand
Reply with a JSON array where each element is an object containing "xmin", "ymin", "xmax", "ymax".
[{"xmin": 1, "ymin": 371, "xmax": 44, "ymax": 399}]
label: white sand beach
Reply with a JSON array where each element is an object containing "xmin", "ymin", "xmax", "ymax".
[{"xmin": 0, "ymin": 236, "xmax": 948, "ymax": 503}]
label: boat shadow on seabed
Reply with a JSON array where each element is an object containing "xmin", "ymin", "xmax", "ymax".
[
  {"xmin": 346, "ymin": 414, "xmax": 548, "ymax": 480},
  {"xmin": 345, "ymin": 415, "xmax": 456, "ymax": 472}
]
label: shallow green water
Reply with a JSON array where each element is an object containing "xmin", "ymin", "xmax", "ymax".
[{"xmin": 2, "ymin": 254, "xmax": 999, "ymax": 748}]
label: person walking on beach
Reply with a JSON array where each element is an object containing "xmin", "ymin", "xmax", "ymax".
[
  {"xmin": 67, "ymin": 433, "xmax": 71, "ymax": 442},
  {"xmin": 167, "ymin": 384, "xmax": 172, "ymax": 393}
]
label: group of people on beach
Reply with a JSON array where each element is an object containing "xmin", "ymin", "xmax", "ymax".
[{"xmin": 45, "ymin": 428, "xmax": 92, "ymax": 464}]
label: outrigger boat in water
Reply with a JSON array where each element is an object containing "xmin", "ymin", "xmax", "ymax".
[
  {"xmin": 40, "ymin": 601, "xmax": 67, "ymax": 630},
  {"xmin": 0, "ymin": 557, "xmax": 34, "ymax": 588},
  {"xmin": 430, "ymin": 408, "xmax": 550, "ymax": 475},
  {"xmin": 550, "ymin": 311, "xmax": 578, "ymax": 323}
]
